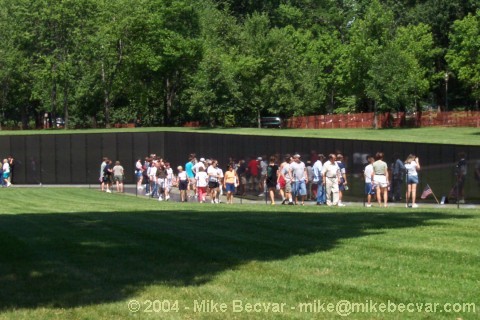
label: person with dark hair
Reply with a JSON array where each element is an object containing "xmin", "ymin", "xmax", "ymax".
[
  {"xmin": 7, "ymin": 156, "xmax": 14, "ymax": 184},
  {"xmin": 156, "ymin": 159, "xmax": 167, "ymax": 201},
  {"xmin": 266, "ymin": 156, "xmax": 279, "ymax": 205},
  {"xmin": 195, "ymin": 166, "xmax": 208, "ymax": 203},
  {"xmin": 223, "ymin": 164, "xmax": 238, "ymax": 204},
  {"xmin": 207, "ymin": 160, "xmax": 220, "ymax": 204},
  {"xmin": 391, "ymin": 153, "xmax": 405, "ymax": 202},
  {"xmin": 99, "ymin": 157, "xmax": 108, "ymax": 192},
  {"xmin": 279, "ymin": 155, "xmax": 293, "ymax": 205},
  {"xmin": 336, "ymin": 154, "xmax": 347, "ymax": 207},
  {"xmin": 313, "ymin": 154, "xmax": 326, "ymax": 205},
  {"xmin": 185, "ymin": 154, "xmax": 197, "ymax": 199},
  {"xmin": 372, "ymin": 152, "xmax": 389, "ymax": 207},
  {"xmin": 103, "ymin": 159, "xmax": 113, "ymax": 193},
  {"xmin": 165, "ymin": 162, "xmax": 174, "ymax": 201},
  {"xmin": 135, "ymin": 158, "xmax": 144, "ymax": 190},
  {"xmin": 455, "ymin": 152, "xmax": 467, "ymax": 203},
  {"xmin": 363, "ymin": 155, "xmax": 375, "ymax": 207},
  {"xmin": 236, "ymin": 159, "xmax": 247, "ymax": 196}
]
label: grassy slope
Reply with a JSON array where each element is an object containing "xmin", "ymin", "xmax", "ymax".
[
  {"xmin": 0, "ymin": 188, "xmax": 478, "ymax": 319},
  {"xmin": 0, "ymin": 126, "xmax": 479, "ymax": 146}
]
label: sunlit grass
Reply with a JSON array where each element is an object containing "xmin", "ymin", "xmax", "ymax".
[
  {"xmin": 0, "ymin": 188, "xmax": 478, "ymax": 319},
  {"xmin": 0, "ymin": 126, "xmax": 479, "ymax": 146}
]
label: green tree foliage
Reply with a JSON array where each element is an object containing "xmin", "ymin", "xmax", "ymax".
[
  {"xmin": 0, "ymin": 0, "xmax": 478, "ymax": 128},
  {"xmin": 446, "ymin": 10, "xmax": 480, "ymax": 108}
]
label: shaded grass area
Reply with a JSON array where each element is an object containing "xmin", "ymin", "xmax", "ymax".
[
  {"xmin": 0, "ymin": 189, "xmax": 478, "ymax": 319},
  {"xmin": 0, "ymin": 126, "xmax": 479, "ymax": 146}
]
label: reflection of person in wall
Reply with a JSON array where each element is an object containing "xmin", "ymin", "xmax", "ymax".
[
  {"xmin": 454, "ymin": 152, "xmax": 467, "ymax": 204},
  {"xmin": 390, "ymin": 153, "xmax": 405, "ymax": 202},
  {"xmin": 7, "ymin": 156, "xmax": 15, "ymax": 184},
  {"xmin": 475, "ymin": 160, "xmax": 480, "ymax": 187},
  {"xmin": 30, "ymin": 157, "xmax": 41, "ymax": 185}
]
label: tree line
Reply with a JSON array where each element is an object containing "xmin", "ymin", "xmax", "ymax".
[{"xmin": 0, "ymin": 0, "xmax": 479, "ymax": 129}]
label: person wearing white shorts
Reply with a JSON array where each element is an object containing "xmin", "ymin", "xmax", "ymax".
[{"xmin": 372, "ymin": 152, "xmax": 389, "ymax": 207}]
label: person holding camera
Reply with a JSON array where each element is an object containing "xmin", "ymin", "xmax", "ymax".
[{"xmin": 404, "ymin": 154, "xmax": 420, "ymax": 208}]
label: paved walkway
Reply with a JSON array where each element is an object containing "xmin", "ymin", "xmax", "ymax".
[{"xmin": 10, "ymin": 184, "xmax": 478, "ymax": 209}]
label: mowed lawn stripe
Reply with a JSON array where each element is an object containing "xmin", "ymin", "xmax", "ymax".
[{"xmin": 0, "ymin": 188, "xmax": 478, "ymax": 319}]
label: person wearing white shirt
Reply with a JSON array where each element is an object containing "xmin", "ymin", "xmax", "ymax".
[
  {"xmin": 195, "ymin": 167, "xmax": 208, "ymax": 203},
  {"xmin": 404, "ymin": 154, "xmax": 421, "ymax": 208},
  {"xmin": 2, "ymin": 159, "xmax": 11, "ymax": 187},
  {"xmin": 322, "ymin": 154, "xmax": 340, "ymax": 206},
  {"xmin": 363, "ymin": 155, "xmax": 375, "ymax": 207},
  {"xmin": 207, "ymin": 161, "xmax": 220, "ymax": 203},
  {"xmin": 313, "ymin": 154, "xmax": 325, "ymax": 205}
]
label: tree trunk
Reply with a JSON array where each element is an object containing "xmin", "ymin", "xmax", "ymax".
[
  {"xmin": 63, "ymin": 85, "xmax": 68, "ymax": 129},
  {"xmin": 165, "ymin": 76, "xmax": 177, "ymax": 126},
  {"xmin": 101, "ymin": 61, "xmax": 111, "ymax": 128},
  {"xmin": 50, "ymin": 64, "xmax": 57, "ymax": 128}
]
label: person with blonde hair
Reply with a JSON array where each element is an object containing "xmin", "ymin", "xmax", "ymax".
[{"xmin": 404, "ymin": 154, "xmax": 420, "ymax": 208}]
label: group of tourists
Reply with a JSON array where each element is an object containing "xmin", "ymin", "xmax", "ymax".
[
  {"xmin": 99, "ymin": 157, "xmax": 125, "ymax": 193},
  {"xmin": 98, "ymin": 150, "xmax": 470, "ymax": 207},
  {"xmin": 362, "ymin": 152, "xmax": 424, "ymax": 208},
  {"xmin": 128, "ymin": 152, "xmax": 348, "ymax": 206}
]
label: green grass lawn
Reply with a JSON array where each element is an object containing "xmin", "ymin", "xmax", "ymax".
[
  {"xmin": 1, "ymin": 126, "xmax": 479, "ymax": 146},
  {"xmin": 0, "ymin": 188, "xmax": 478, "ymax": 319}
]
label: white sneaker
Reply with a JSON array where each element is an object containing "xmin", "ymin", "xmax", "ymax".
[
  {"xmin": 211, "ymin": 200, "xmax": 215, "ymax": 204},
  {"xmin": 258, "ymin": 193, "xmax": 264, "ymax": 197},
  {"xmin": 412, "ymin": 203, "xmax": 418, "ymax": 208},
  {"xmin": 338, "ymin": 203, "xmax": 346, "ymax": 207},
  {"xmin": 137, "ymin": 186, "xmax": 143, "ymax": 190},
  {"xmin": 145, "ymin": 192, "xmax": 151, "ymax": 196},
  {"xmin": 166, "ymin": 195, "xmax": 170, "ymax": 201},
  {"xmin": 7, "ymin": 182, "xmax": 11, "ymax": 187},
  {"xmin": 366, "ymin": 203, "xmax": 372, "ymax": 207},
  {"xmin": 106, "ymin": 189, "xmax": 112, "ymax": 193},
  {"xmin": 158, "ymin": 196, "xmax": 163, "ymax": 201},
  {"xmin": 214, "ymin": 199, "xmax": 219, "ymax": 204}
]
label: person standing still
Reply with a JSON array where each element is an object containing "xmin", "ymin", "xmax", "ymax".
[
  {"xmin": 404, "ymin": 154, "xmax": 420, "ymax": 208},
  {"xmin": 372, "ymin": 152, "xmax": 389, "ymax": 207},
  {"xmin": 364, "ymin": 155, "xmax": 375, "ymax": 207},
  {"xmin": 322, "ymin": 154, "xmax": 340, "ymax": 206},
  {"xmin": 336, "ymin": 154, "xmax": 347, "ymax": 207},
  {"xmin": 113, "ymin": 160, "xmax": 125, "ymax": 193},
  {"xmin": 290, "ymin": 154, "xmax": 308, "ymax": 205},
  {"xmin": 313, "ymin": 154, "xmax": 326, "ymax": 205},
  {"xmin": 391, "ymin": 153, "xmax": 405, "ymax": 202}
]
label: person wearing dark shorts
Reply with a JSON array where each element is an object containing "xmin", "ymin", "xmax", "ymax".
[
  {"xmin": 177, "ymin": 166, "xmax": 189, "ymax": 202},
  {"xmin": 266, "ymin": 156, "xmax": 279, "ymax": 205}
]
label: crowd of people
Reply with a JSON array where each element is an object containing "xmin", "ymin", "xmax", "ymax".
[
  {"xmin": 123, "ymin": 152, "xmax": 351, "ymax": 206},
  {"xmin": 96, "ymin": 151, "xmax": 471, "ymax": 207}
]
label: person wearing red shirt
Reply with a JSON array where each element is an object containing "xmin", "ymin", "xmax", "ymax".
[{"xmin": 247, "ymin": 157, "xmax": 259, "ymax": 192}]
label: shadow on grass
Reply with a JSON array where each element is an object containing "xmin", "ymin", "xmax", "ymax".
[{"xmin": 0, "ymin": 209, "xmax": 472, "ymax": 310}]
